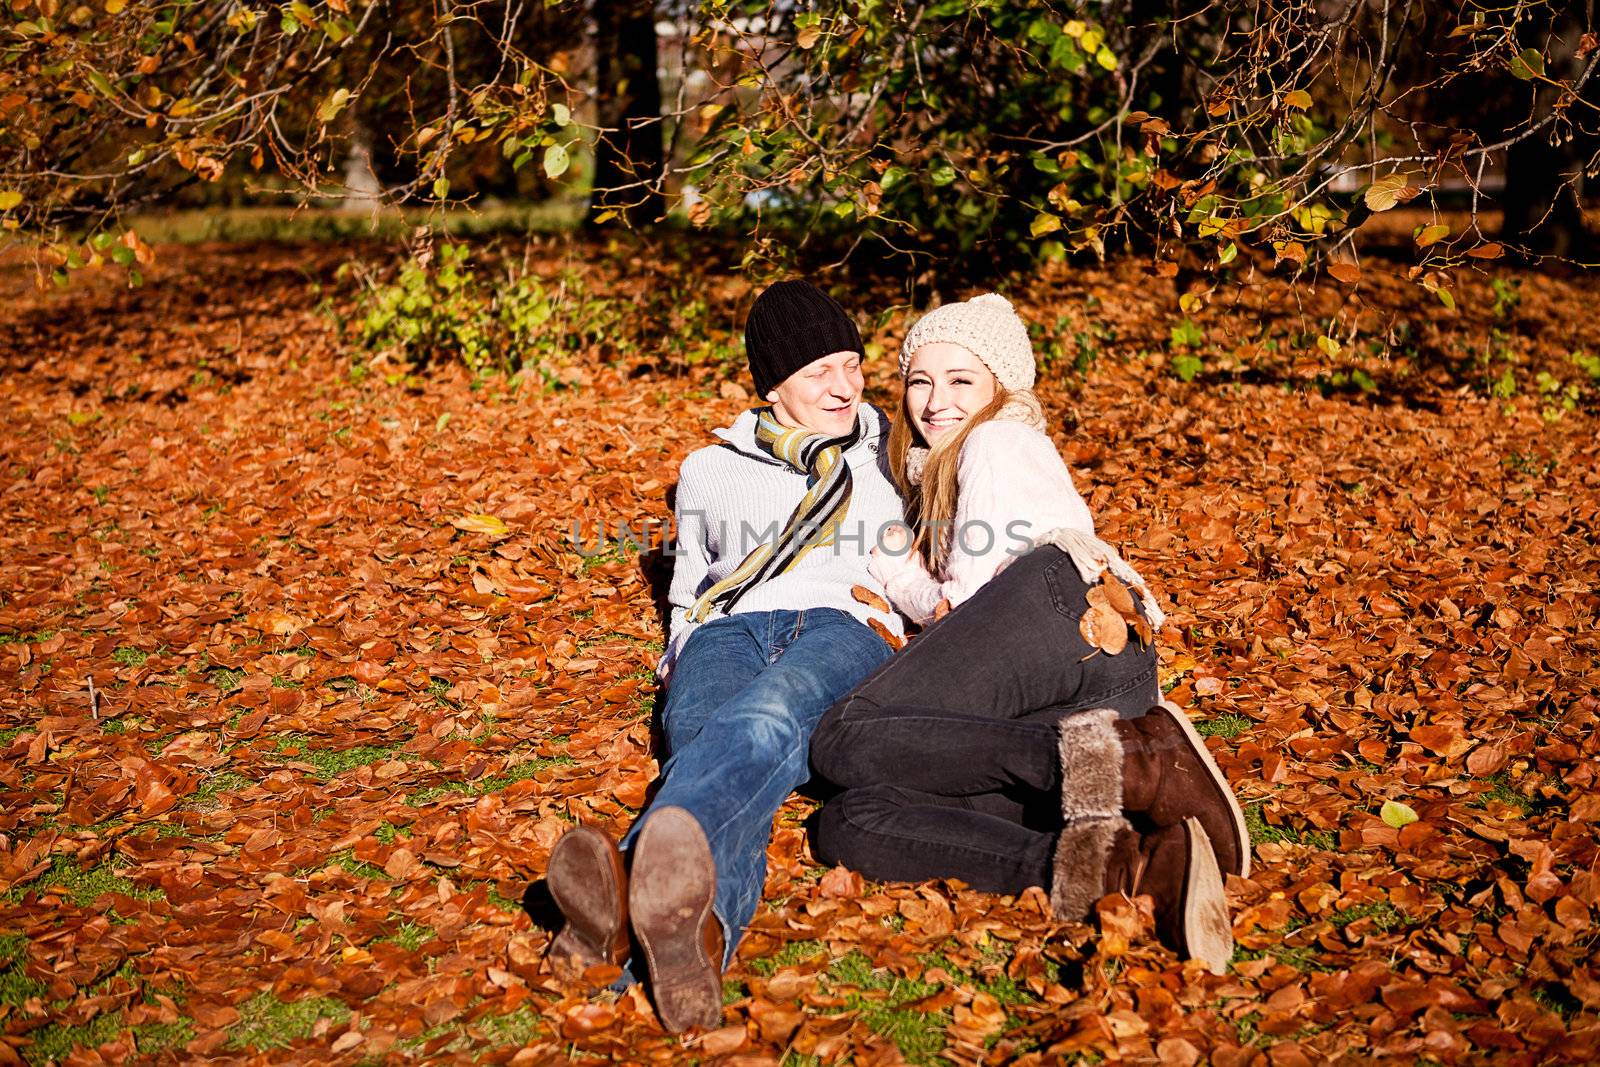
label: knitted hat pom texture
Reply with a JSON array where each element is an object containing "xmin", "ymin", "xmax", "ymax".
[{"xmin": 898, "ymin": 292, "xmax": 1036, "ymax": 392}]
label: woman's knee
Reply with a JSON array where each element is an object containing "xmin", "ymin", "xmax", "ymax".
[
  {"xmin": 808, "ymin": 699, "xmax": 874, "ymax": 783},
  {"xmin": 811, "ymin": 786, "xmax": 904, "ymax": 868}
]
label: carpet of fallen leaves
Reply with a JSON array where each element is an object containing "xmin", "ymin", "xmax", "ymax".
[{"xmin": 1, "ymin": 232, "xmax": 1598, "ymax": 1067}]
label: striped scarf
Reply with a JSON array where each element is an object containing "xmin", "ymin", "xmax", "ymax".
[{"xmin": 687, "ymin": 409, "xmax": 861, "ymax": 622}]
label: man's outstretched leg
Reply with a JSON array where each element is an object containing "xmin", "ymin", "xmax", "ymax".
[
  {"xmin": 546, "ymin": 609, "xmax": 890, "ymax": 1031},
  {"xmin": 628, "ymin": 806, "xmax": 723, "ymax": 1031}
]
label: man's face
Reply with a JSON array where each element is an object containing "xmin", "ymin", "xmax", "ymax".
[{"xmin": 766, "ymin": 350, "xmax": 864, "ymax": 436}]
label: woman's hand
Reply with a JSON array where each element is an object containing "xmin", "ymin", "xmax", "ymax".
[{"xmin": 875, "ymin": 523, "xmax": 912, "ymax": 557}]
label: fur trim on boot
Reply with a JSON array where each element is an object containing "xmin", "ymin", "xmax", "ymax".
[
  {"xmin": 1056, "ymin": 709, "xmax": 1124, "ymax": 822},
  {"xmin": 1049, "ymin": 815, "xmax": 1128, "ymax": 919}
]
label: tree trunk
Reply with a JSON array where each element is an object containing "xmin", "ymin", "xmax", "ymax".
[
  {"xmin": 1498, "ymin": 7, "xmax": 1595, "ymax": 258},
  {"xmin": 1501, "ymin": 135, "xmax": 1591, "ymax": 258},
  {"xmin": 589, "ymin": 0, "xmax": 664, "ymax": 227}
]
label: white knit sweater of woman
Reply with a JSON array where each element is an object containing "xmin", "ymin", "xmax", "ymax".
[{"xmin": 867, "ymin": 418, "xmax": 1096, "ymax": 625}]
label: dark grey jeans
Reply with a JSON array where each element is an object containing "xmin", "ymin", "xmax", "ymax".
[{"xmin": 808, "ymin": 545, "xmax": 1159, "ymax": 893}]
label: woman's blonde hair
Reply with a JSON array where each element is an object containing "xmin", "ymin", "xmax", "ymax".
[{"xmin": 887, "ymin": 378, "xmax": 1012, "ymax": 574}]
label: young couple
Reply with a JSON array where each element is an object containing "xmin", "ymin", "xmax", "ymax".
[{"xmin": 543, "ymin": 281, "xmax": 1248, "ymax": 1032}]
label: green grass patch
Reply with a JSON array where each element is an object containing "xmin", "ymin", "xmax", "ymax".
[
  {"xmin": 0, "ymin": 726, "xmax": 27, "ymax": 746},
  {"xmin": 272, "ymin": 734, "xmax": 404, "ymax": 779},
  {"xmin": 111, "ymin": 646, "xmax": 149, "ymax": 667},
  {"xmin": 1243, "ymin": 802, "xmax": 1336, "ymax": 850},
  {"xmin": 425, "ymin": 678, "xmax": 457, "ymax": 709},
  {"xmin": 1193, "ymin": 713, "xmax": 1251, "ymax": 739},
  {"xmin": 1232, "ymin": 943, "xmax": 1332, "ymax": 973},
  {"xmin": 470, "ymin": 1003, "xmax": 545, "ymax": 1047},
  {"xmin": 328, "ymin": 850, "xmax": 391, "ymax": 882},
  {"xmin": 1532, "ymin": 982, "xmax": 1582, "ymax": 1021},
  {"xmin": 377, "ymin": 921, "xmax": 431, "ymax": 952},
  {"xmin": 21, "ymin": 1008, "xmax": 125, "ymax": 1065},
  {"xmin": 125, "ymin": 202, "xmax": 583, "ymax": 245},
  {"xmin": 1470, "ymin": 772, "xmax": 1551, "ymax": 817},
  {"xmin": 4, "ymin": 855, "xmax": 163, "ymax": 909},
  {"xmin": 208, "ymin": 666, "xmax": 246, "ymax": 692},
  {"xmin": 407, "ymin": 755, "xmax": 575, "ymax": 806},
  {"xmin": 3, "ymin": 951, "xmax": 190, "ymax": 1061},
  {"xmin": 0, "ymin": 629, "xmax": 59, "ymax": 646},
  {"xmin": 224, "ymin": 991, "xmax": 349, "ymax": 1052},
  {"xmin": 132, "ymin": 1017, "xmax": 198, "ymax": 1054},
  {"xmin": 1328, "ymin": 900, "xmax": 1405, "ymax": 932},
  {"xmin": 187, "ymin": 771, "xmax": 250, "ymax": 809},
  {"xmin": 0, "ymin": 934, "xmax": 46, "ymax": 1010},
  {"xmin": 748, "ymin": 939, "xmax": 828, "ymax": 977},
  {"xmin": 827, "ymin": 952, "xmax": 947, "ymax": 1065}
]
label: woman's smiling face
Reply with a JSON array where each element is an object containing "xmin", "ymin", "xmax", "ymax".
[{"xmin": 904, "ymin": 341, "xmax": 998, "ymax": 445}]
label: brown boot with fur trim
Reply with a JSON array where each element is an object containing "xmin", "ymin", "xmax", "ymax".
[
  {"xmin": 1049, "ymin": 815, "xmax": 1232, "ymax": 976},
  {"xmin": 1057, "ymin": 706, "xmax": 1250, "ymax": 879},
  {"xmin": 1114, "ymin": 702, "xmax": 1251, "ymax": 878}
]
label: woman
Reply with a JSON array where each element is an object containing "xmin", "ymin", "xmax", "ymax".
[{"xmin": 809, "ymin": 294, "xmax": 1248, "ymax": 974}]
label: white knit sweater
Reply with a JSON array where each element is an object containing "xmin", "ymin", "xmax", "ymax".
[
  {"xmin": 867, "ymin": 420, "xmax": 1098, "ymax": 625},
  {"xmin": 659, "ymin": 405, "xmax": 907, "ymax": 680}
]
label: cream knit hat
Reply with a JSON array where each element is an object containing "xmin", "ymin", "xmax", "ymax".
[{"xmin": 898, "ymin": 293, "xmax": 1036, "ymax": 391}]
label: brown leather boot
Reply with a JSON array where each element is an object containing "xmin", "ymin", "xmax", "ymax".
[
  {"xmin": 1114, "ymin": 702, "xmax": 1251, "ymax": 878},
  {"xmin": 1103, "ymin": 817, "xmax": 1232, "ymax": 975},
  {"xmin": 546, "ymin": 825, "xmax": 630, "ymax": 971},
  {"xmin": 628, "ymin": 806, "xmax": 724, "ymax": 1033},
  {"xmin": 1050, "ymin": 816, "xmax": 1233, "ymax": 974}
]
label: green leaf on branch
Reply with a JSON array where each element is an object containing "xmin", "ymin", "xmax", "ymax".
[
  {"xmin": 552, "ymin": 103, "xmax": 571, "ymax": 127},
  {"xmin": 929, "ymin": 162, "xmax": 957, "ymax": 187},
  {"xmin": 543, "ymin": 143, "xmax": 570, "ymax": 180},
  {"xmin": 1363, "ymin": 173, "xmax": 1418, "ymax": 212},
  {"xmin": 1415, "ymin": 223, "xmax": 1448, "ymax": 248},
  {"xmin": 1030, "ymin": 213, "xmax": 1062, "ymax": 237},
  {"xmin": 1510, "ymin": 48, "xmax": 1545, "ymax": 80},
  {"xmin": 318, "ymin": 88, "xmax": 351, "ymax": 123}
]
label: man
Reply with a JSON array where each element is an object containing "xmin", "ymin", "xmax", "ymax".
[{"xmin": 544, "ymin": 281, "xmax": 905, "ymax": 1032}]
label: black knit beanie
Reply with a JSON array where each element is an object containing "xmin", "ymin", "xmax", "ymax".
[{"xmin": 744, "ymin": 280, "xmax": 864, "ymax": 397}]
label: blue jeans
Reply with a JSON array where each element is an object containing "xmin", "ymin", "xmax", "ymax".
[{"xmin": 620, "ymin": 608, "xmax": 892, "ymax": 970}]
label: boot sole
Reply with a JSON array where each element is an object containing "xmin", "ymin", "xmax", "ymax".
[
  {"xmin": 629, "ymin": 806, "xmax": 721, "ymax": 1033},
  {"xmin": 1177, "ymin": 817, "xmax": 1233, "ymax": 975},
  {"xmin": 547, "ymin": 826, "xmax": 625, "ymax": 966},
  {"xmin": 1158, "ymin": 700, "xmax": 1252, "ymax": 879}
]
